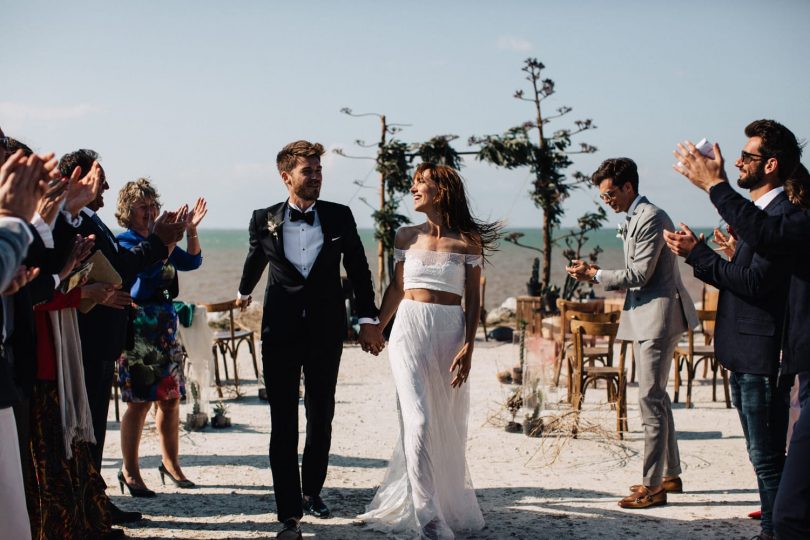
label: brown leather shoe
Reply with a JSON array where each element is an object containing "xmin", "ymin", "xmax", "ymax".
[
  {"xmin": 618, "ymin": 487, "xmax": 667, "ymax": 509},
  {"xmin": 629, "ymin": 477, "xmax": 683, "ymax": 494}
]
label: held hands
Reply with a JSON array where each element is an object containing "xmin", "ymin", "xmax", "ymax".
[
  {"xmin": 673, "ymin": 141, "xmax": 728, "ymax": 193},
  {"xmin": 358, "ymin": 323, "xmax": 385, "ymax": 356},
  {"xmin": 450, "ymin": 342, "xmax": 472, "ymax": 388},
  {"xmin": 566, "ymin": 259, "xmax": 597, "ymax": 283},
  {"xmin": 663, "ymin": 224, "xmax": 702, "ymax": 258}
]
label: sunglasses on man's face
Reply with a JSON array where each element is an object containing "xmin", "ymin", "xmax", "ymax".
[{"xmin": 740, "ymin": 150, "xmax": 769, "ymax": 164}]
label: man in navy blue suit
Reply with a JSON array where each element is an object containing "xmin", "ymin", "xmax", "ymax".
[
  {"xmin": 665, "ymin": 120, "xmax": 797, "ymax": 540},
  {"xmin": 673, "ymin": 119, "xmax": 805, "ymax": 540}
]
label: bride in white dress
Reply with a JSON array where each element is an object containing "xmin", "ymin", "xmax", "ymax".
[{"xmin": 358, "ymin": 163, "xmax": 500, "ymax": 539}]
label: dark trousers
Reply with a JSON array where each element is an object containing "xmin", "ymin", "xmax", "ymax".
[
  {"xmin": 774, "ymin": 372, "xmax": 810, "ymax": 539},
  {"xmin": 730, "ymin": 372, "xmax": 790, "ymax": 535},
  {"xmin": 82, "ymin": 358, "xmax": 116, "ymax": 471},
  {"xmin": 264, "ymin": 330, "xmax": 343, "ymax": 522}
]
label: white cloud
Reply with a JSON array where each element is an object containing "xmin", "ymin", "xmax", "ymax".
[
  {"xmin": 497, "ymin": 36, "xmax": 533, "ymax": 52},
  {"xmin": 0, "ymin": 102, "xmax": 100, "ymax": 122}
]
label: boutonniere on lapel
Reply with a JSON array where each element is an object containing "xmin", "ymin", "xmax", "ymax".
[
  {"xmin": 266, "ymin": 215, "xmax": 281, "ymax": 240},
  {"xmin": 616, "ymin": 221, "xmax": 628, "ymax": 239}
]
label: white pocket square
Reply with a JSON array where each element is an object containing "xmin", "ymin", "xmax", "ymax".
[{"xmin": 331, "ymin": 236, "xmax": 342, "ymax": 241}]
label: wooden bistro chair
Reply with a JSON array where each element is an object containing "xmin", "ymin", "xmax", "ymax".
[
  {"xmin": 515, "ymin": 295, "xmax": 543, "ymax": 335},
  {"xmin": 673, "ymin": 309, "xmax": 731, "ymax": 409},
  {"xmin": 553, "ymin": 298, "xmax": 604, "ymax": 387},
  {"xmin": 204, "ymin": 300, "xmax": 260, "ymax": 396},
  {"xmin": 563, "ymin": 311, "xmax": 620, "ymax": 402},
  {"xmin": 569, "ymin": 318, "xmax": 629, "ymax": 438}
]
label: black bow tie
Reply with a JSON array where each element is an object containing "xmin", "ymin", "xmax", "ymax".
[{"xmin": 289, "ymin": 207, "xmax": 315, "ymax": 225}]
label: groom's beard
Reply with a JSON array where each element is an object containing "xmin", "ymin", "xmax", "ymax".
[{"xmin": 294, "ymin": 182, "xmax": 321, "ymax": 202}]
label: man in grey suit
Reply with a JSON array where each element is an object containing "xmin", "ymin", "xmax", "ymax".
[{"xmin": 568, "ymin": 157, "xmax": 698, "ymax": 509}]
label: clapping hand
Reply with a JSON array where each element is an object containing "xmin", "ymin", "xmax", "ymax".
[
  {"xmin": 663, "ymin": 224, "xmax": 702, "ymax": 258},
  {"xmin": 566, "ymin": 259, "xmax": 597, "ymax": 283},
  {"xmin": 0, "ymin": 150, "xmax": 52, "ymax": 221},
  {"xmin": 64, "ymin": 161, "xmax": 104, "ymax": 216},
  {"xmin": 152, "ymin": 210, "xmax": 187, "ymax": 245},
  {"xmin": 712, "ymin": 227, "xmax": 736, "ymax": 259},
  {"xmin": 57, "ymin": 234, "xmax": 96, "ymax": 282},
  {"xmin": 187, "ymin": 197, "xmax": 208, "ymax": 230},
  {"xmin": 358, "ymin": 323, "xmax": 385, "ymax": 356},
  {"xmin": 673, "ymin": 140, "xmax": 728, "ymax": 193}
]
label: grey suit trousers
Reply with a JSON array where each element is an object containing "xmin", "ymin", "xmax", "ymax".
[{"xmin": 634, "ymin": 334, "xmax": 682, "ymax": 486}]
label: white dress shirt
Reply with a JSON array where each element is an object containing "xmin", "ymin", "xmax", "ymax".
[
  {"xmin": 238, "ymin": 201, "xmax": 377, "ymax": 325},
  {"xmin": 752, "ymin": 186, "xmax": 784, "ymax": 210}
]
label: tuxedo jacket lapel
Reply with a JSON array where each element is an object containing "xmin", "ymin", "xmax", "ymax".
[{"xmin": 271, "ymin": 202, "xmax": 288, "ymax": 261}]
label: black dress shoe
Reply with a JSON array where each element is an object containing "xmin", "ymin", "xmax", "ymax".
[
  {"xmin": 276, "ymin": 518, "xmax": 302, "ymax": 539},
  {"xmin": 108, "ymin": 501, "xmax": 143, "ymax": 524},
  {"xmin": 303, "ymin": 495, "xmax": 331, "ymax": 518}
]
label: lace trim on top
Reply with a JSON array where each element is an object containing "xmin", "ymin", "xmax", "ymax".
[{"xmin": 393, "ymin": 248, "xmax": 483, "ymax": 267}]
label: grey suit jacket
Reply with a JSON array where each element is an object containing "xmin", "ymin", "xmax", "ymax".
[
  {"xmin": 0, "ymin": 217, "xmax": 32, "ymax": 292},
  {"xmin": 599, "ymin": 196, "xmax": 698, "ymax": 341}
]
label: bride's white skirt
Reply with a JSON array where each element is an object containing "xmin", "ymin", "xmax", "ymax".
[{"xmin": 359, "ymin": 299, "xmax": 484, "ymax": 539}]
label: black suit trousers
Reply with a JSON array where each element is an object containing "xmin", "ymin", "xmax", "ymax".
[
  {"xmin": 263, "ymin": 324, "xmax": 342, "ymax": 522},
  {"xmin": 82, "ymin": 352, "xmax": 117, "ymax": 471}
]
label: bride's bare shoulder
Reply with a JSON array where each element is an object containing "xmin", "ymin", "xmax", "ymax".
[{"xmin": 395, "ymin": 225, "xmax": 422, "ymax": 250}]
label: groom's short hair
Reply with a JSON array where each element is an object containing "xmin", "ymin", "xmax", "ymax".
[
  {"xmin": 277, "ymin": 140, "xmax": 325, "ymax": 174},
  {"xmin": 591, "ymin": 157, "xmax": 639, "ymax": 193}
]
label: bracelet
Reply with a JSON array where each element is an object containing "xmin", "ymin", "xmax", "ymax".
[{"xmin": 187, "ymin": 234, "xmax": 198, "ymax": 239}]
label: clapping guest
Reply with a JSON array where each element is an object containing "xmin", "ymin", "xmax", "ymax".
[{"xmin": 115, "ymin": 178, "xmax": 206, "ymax": 496}]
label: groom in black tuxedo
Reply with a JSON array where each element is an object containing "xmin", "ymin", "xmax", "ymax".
[{"xmin": 237, "ymin": 140, "xmax": 383, "ymax": 540}]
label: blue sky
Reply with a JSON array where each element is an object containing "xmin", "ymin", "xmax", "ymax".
[{"xmin": 3, "ymin": 0, "xmax": 808, "ymax": 229}]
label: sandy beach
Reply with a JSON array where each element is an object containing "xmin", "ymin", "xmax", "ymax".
[{"xmin": 100, "ymin": 331, "xmax": 763, "ymax": 540}]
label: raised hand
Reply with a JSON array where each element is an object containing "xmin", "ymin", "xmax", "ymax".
[
  {"xmin": 450, "ymin": 342, "xmax": 472, "ymax": 388},
  {"xmin": 0, "ymin": 150, "xmax": 50, "ymax": 221},
  {"xmin": 152, "ymin": 211, "xmax": 187, "ymax": 245},
  {"xmin": 673, "ymin": 140, "xmax": 728, "ymax": 193},
  {"xmin": 188, "ymin": 197, "xmax": 208, "ymax": 230},
  {"xmin": 37, "ymin": 177, "xmax": 70, "ymax": 225},
  {"xmin": 566, "ymin": 259, "xmax": 596, "ymax": 282},
  {"xmin": 64, "ymin": 161, "xmax": 104, "ymax": 215}
]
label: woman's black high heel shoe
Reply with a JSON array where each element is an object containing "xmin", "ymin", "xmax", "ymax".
[
  {"xmin": 117, "ymin": 470, "xmax": 156, "ymax": 498},
  {"xmin": 158, "ymin": 463, "xmax": 196, "ymax": 488}
]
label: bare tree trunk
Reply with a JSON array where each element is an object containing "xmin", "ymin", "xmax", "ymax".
[
  {"xmin": 542, "ymin": 209, "xmax": 552, "ymax": 289},
  {"xmin": 377, "ymin": 115, "xmax": 387, "ymax": 296}
]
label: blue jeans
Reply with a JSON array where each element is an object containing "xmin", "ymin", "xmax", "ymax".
[{"xmin": 730, "ymin": 372, "xmax": 790, "ymax": 535}]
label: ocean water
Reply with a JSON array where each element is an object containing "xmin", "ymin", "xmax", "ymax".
[{"xmin": 176, "ymin": 227, "xmax": 710, "ymax": 309}]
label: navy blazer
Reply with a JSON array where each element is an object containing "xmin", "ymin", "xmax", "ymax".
[
  {"xmin": 686, "ymin": 191, "xmax": 792, "ymax": 376},
  {"xmin": 238, "ymin": 200, "xmax": 378, "ymax": 345}
]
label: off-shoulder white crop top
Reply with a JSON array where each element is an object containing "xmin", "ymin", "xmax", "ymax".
[{"xmin": 394, "ymin": 248, "xmax": 483, "ymax": 297}]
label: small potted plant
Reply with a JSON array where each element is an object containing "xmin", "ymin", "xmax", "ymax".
[
  {"xmin": 211, "ymin": 401, "xmax": 232, "ymax": 429},
  {"xmin": 526, "ymin": 257, "xmax": 541, "ymax": 297},
  {"xmin": 505, "ymin": 387, "xmax": 523, "ymax": 433},
  {"xmin": 184, "ymin": 382, "xmax": 208, "ymax": 431},
  {"xmin": 522, "ymin": 380, "xmax": 544, "ymax": 437}
]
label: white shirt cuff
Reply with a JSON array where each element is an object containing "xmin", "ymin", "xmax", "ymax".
[
  {"xmin": 32, "ymin": 213, "xmax": 55, "ymax": 248},
  {"xmin": 594, "ymin": 269, "xmax": 602, "ymax": 283},
  {"xmin": 358, "ymin": 317, "xmax": 380, "ymax": 325},
  {"xmin": 60, "ymin": 210, "xmax": 83, "ymax": 227},
  {"xmin": 236, "ymin": 290, "xmax": 251, "ymax": 301},
  {"xmin": 52, "ymin": 274, "xmax": 61, "ymax": 288}
]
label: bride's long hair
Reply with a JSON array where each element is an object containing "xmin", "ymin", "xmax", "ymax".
[{"xmin": 414, "ymin": 163, "xmax": 501, "ymax": 256}]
